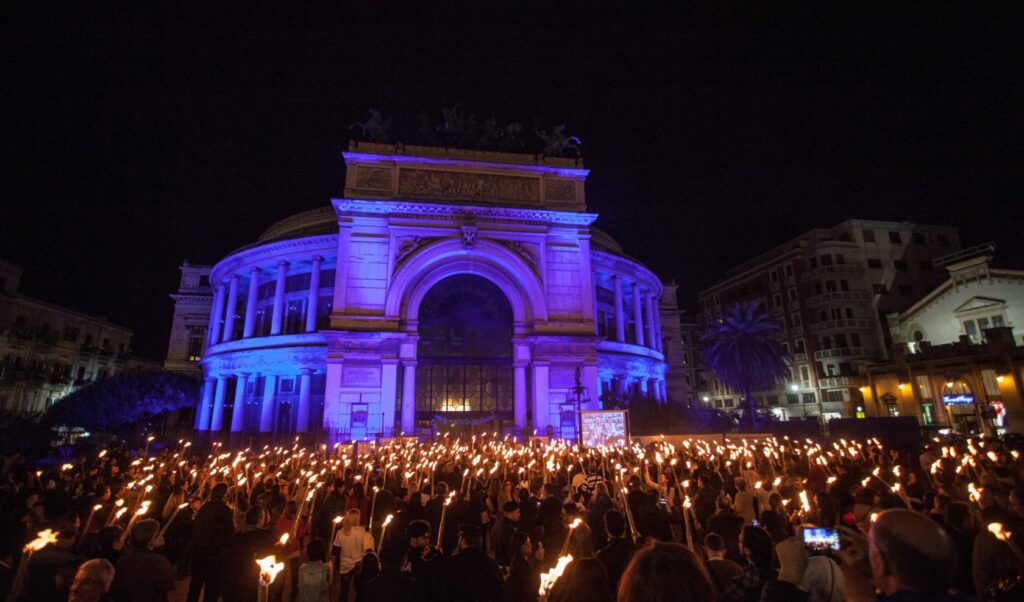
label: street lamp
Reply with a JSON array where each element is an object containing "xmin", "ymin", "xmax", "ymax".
[{"xmin": 568, "ymin": 367, "xmax": 590, "ymax": 442}]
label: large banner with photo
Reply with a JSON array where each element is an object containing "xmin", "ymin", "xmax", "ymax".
[{"xmin": 580, "ymin": 410, "xmax": 629, "ymax": 447}]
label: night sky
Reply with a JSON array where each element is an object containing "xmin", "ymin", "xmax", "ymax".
[{"xmin": 3, "ymin": 4, "xmax": 1022, "ymax": 361}]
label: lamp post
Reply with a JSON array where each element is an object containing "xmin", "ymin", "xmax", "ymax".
[{"xmin": 569, "ymin": 367, "xmax": 589, "ymax": 443}]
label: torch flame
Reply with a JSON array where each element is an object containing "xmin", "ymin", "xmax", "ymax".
[
  {"xmin": 256, "ymin": 555, "xmax": 285, "ymax": 586},
  {"xmin": 538, "ymin": 554, "xmax": 574, "ymax": 596},
  {"xmin": 25, "ymin": 529, "xmax": 59, "ymax": 552}
]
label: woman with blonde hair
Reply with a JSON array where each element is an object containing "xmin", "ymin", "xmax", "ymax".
[{"xmin": 332, "ymin": 508, "xmax": 372, "ymax": 602}]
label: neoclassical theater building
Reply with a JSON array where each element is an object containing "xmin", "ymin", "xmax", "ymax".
[{"xmin": 174, "ymin": 142, "xmax": 682, "ymax": 442}]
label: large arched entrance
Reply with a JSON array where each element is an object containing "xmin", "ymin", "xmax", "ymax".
[{"xmin": 415, "ymin": 274, "xmax": 514, "ymax": 424}]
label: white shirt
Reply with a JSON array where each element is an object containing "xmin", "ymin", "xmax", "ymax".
[{"xmin": 333, "ymin": 526, "xmax": 372, "ymax": 574}]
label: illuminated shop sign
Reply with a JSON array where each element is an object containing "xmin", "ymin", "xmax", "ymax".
[{"xmin": 942, "ymin": 394, "xmax": 975, "ymax": 405}]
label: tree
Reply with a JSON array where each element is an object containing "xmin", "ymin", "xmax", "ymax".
[
  {"xmin": 41, "ymin": 371, "xmax": 200, "ymax": 432},
  {"xmin": 700, "ymin": 302, "xmax": 790, "ymax": 430}
]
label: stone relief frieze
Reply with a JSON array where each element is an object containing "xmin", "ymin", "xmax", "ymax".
[
  {"xmin": 353, "ymin": 167, "xmax": 392, "ymax": 190},
  {"xmin": 544, "ymin": 179, "xmax": 576, "ymax": 203},
  {"xmin": 494, "ymin": 239, "xmax": 538, "ymax": 266},
  {"xmin": 397, "ymin": 169, "xmax": 540, "ymax": 205},
  {"xmin": 394, "ymin": 236, "xmax": 445, "ymax": 266}
]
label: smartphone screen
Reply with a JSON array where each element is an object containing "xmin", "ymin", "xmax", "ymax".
[{"xmin": 803, "ymin": 527, "xmax": 840, "ymax": 553}]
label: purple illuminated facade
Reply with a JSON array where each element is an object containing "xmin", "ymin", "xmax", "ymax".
[{"xmin": 189, "ymin": 142, "xmax": 671, "ymax": 441}]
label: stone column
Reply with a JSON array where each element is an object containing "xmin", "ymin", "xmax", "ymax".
[
  {"xmin": 639, "ymin": 378, "xmax": 649, "ymax": 397},
  {"xmin": 270, "ymin": 261, "xmax": 288, "ymax": 336},
  {"xmin": 613, "ymin": 275, "xmax": 625, "ymax": 342},
  {"xmin": 381, "ymin": 361, "xmax": 398, "ymax": 437},
  {"xmin": 401, "ymin": 361, "xmax": 417, "ymax": 434},
  {"xmin": 305, "ymin": 256, "xmax": 322, "ymax": 333},
  {"xmin": 614, "ymin": 375, "xmax": 626, "ymax": 400},
  {"xmin": 645, "ymin": 293, "xmax": 657, "ymax": 350},
  {"xmin": 208, "ymin": 282, "xmax": 227, "ymax": 346},
  {"xmin": 222, "ymin": 274, "xmax": 240, "ymax": 342},
  {"xmin": 230, "ymin": 373, "xmax": 248, "ymax": 432},
  {"xmin": 648, "ymin": 378, "xmax": 659, "ymax": 402},
  {"xmin": 653, "ymin": 301, "xmax": 663, "ymax": 352},
  {"xmin": 531, "ymin": 362, "xmax": 550, "ymax": 432},
  {"xmin": 297, "ymin": 369, "xmax": 312, "ymax": 432},
  {"xmin": 632, "ymin": 282, "xmax": 645, "ymax": 347},
  {"xmin": 243, "ymin": 267, "xmax": 260, "ymax": 338},
  {"xmin": 195, "ymin": 378, "xmax": 215, "ymax": 430},
  {"xmin": 514, "ymin": 362, "xmax": 528, "ymax": 430},
  {"xmin": 210, "ymin": 375, "xmax": 229, "ymax": 431},
  {"xmin": 260, "ymin": 374, "xmax": 277, "ymax": 432}
]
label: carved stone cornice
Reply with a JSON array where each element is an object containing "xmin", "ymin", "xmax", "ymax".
[
  {"xmin": 590, "ymin": 250, "xmax": 663, "ymax": 294},
  {"xmin": 333, "ymin": 199, "xmax": 597, "ymax": 227},
  {"xmin": 211, "ymin": 234, "xmax": 338, "ymax": 283}
]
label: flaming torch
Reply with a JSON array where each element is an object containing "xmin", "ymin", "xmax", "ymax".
[
  {"xmin": 256, "ymin": 555, "xmax": 285, "ymax": 602},
  {"xmin": 538, "ymin": 554, "xmax": 574, "ymax": 600},
  {"xmin": 9, "ymin": 530, "xmax": 60, "ymax": 602},
  {"xmin": 157, "ymin": 502, "xmax": 190, "ymax": 541},
  {"xmin": 561, "ymin": 518, "xmax": 582, "ymax": 555},
  {"xmin": 437, "ymin": 491, "xmax": 457, "ymax": 553},
  {"xmin": 376, "ymin": 514, "xmax": 393, "ymax": 554}
]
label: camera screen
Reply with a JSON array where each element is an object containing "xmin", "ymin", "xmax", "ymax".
[{"xmin": 803, "ymin": 528, "xmax": 840, "ymax": 552}]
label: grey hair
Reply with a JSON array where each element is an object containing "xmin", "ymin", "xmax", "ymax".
[{"xmin": 78, "ymin": 558, "xmax": 116, "ymax": 591}]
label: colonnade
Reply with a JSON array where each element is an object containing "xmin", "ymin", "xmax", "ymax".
[
  {"xmin": 206, "ymin": 255, "xmax": 325, "ymax": 347},
  {"xmin": 609, "ymin": 274, "xmax": 663, "ymax": 353},
  {"xmin": 194, "ymin": 368, "xmax": 320, "ymax": 433}
]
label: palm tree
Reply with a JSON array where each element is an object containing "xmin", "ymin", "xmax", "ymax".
[{"xmin": 700, "ymin": 302, "xmax": 791, "ymax": 430}]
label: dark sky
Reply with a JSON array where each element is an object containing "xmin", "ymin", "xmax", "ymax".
[{"xmin": 3, "ymin": 3, "xmax": 1022, "ymax": 360}]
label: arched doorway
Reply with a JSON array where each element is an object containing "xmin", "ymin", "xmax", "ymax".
[{"xmin": 415, "ymin": 274, "xmax": 514, "ymax": 427}]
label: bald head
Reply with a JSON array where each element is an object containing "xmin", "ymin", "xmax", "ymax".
[{"xmin": 870, "ymin": 509, "xmax": 955, "ymax": 593}]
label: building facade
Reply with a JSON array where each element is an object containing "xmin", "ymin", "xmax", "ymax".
[
  {"xmin": 189, "ymin": 143, "xmax": 674, "ymax": 442},
  {"xmin": 697, "ymin": 219, "xmax": 960, "ymax": 421},
  {"xmin": 864, "ymin": 248, "xmax": 1024, "ymax": 434},
  {"xmin": 164, "ymin": 262, "xmax": 213, "ymax": 376},
  {"xmin": 0, "ymin": 260, "xmax": 135, "ymax": 413}
]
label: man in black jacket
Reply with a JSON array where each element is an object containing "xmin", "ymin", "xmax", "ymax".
[
  {"xmin": 185, "ymin": 482, "xmax": 233, "ymax": 602},
  {"xmin": 219, "ymin": 506, "xmax": 277, "ymax": 602},
  {"xmin": 489, "ymin": 501, "xmax": 520, "ymax": 566},
  {"xmin": 595, "ymin": 510, "xmax": 634, "ymax": 594},
  {"xmin": 434, "ymin": 524, "xmax": 504, "ymax": 602}
]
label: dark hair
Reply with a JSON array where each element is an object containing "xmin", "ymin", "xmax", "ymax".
[
  {"xmin": 511, "ymin": 531, "xmax": 531, "ymax": 561},
  {"xmin": 740, "ymin": 526, "xmax": 775, "ymax": 575},
  {"xmin": 564, "ymin": 503, "xmax": 580, "ymax": 516},
  {"xmin": 245, "ymin": 506, "xmax": 264, "ymax": 526},
  {"xmin": 703, "ymin": 532, "xmax": 725, "ymax": 552},
  {"xmin": 306, "ymin": 538, "xmax": 326, "ymax": 562},
  {"xmin": 211, "ymin": 482, "xmax": 228, "ymax": 500},
  {"xmin": 618, "ymin": 542, "xmax": 714, "ymax": 602},
  {"xmin": 760, "ymin": 510, "xmax": 793, "ymax": 542},
  {"xmin": 604, "ymin": 510, "xmax": 626, "ymax": 538},
  {"xmin": 406, "ymin": 519, "xmax": 430, "ymax": 539}
]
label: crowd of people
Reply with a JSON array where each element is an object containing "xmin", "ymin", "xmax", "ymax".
[{"xmin": 1, "ymin": 431, "xmax": 1023, "ymax": 602}]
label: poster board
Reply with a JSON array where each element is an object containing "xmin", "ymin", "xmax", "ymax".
[{"xmin": 580, "ymin": 410, "xmax": 629, "ymax": 447}]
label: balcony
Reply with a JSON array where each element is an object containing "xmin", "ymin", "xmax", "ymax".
[
  {"xmin": 813, "ymin": 346, "xmax": 877, "ymax": 360},
  {"xmin": 802, "ymin": 264, "xmax": 864, "ymax": 281},
  {"xmin": 818, "ymin": 375, "xmax": 864, "ymax": 389},
  {"xmin": 808, "ymin": 318, "xmax": 874, "ymax": 334},
  {"xmin": 791, "ymin": 326, "xmax": 803, "ymax": 337},
  {"xmin": 805, "ymin": 290, "xmax": 871, "ymax": 307},
  {"xmin": 793, "ymin": 352, "xmax": 807, "ymax": 362}
]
